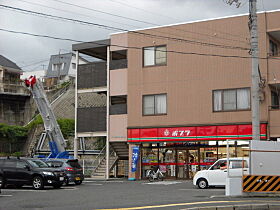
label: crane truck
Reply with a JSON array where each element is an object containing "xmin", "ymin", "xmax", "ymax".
[{"xmin": 24, "ymin": 76, "xmax": 70, "ymax": 159}]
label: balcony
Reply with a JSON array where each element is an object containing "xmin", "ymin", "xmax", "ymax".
[
  {"xmin": 0, "ymin": 80, "xmax": 29, "ymax": 95},
  {"xmin": 77, "ymin": 62, "xmax": 107, "ymax": 89},
  {"xmin": 77, "ymin": 107, "xmax": 106, "ymax": 132},
  {"xmin": 110, "ymin": 59, "xmax": 127, "ymax": 70}
]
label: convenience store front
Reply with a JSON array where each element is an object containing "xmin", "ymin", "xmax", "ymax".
[{"xmin": 128, "ymin": 124, "xmax": 267, "ymax": 180}]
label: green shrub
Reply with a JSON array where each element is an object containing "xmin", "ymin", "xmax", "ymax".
[
  {"xmin": 0, "ymin": 123, "xmax": 28, "ymax": 142},
  {"xmin": 57, "ymin": 119, "xmax": 75, "ymax": 139}
]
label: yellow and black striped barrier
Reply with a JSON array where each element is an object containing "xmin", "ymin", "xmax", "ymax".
[{"xmin": 243, "ymin": 175, "xmax": 280, "ymax": 192}]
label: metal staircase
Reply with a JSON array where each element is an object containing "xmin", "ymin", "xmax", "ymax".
[{"xmin": 91, "ymin": 145, "xmax": 119, "ymax": 179}]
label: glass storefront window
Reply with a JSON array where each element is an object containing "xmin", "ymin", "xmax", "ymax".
[
  {"xmin": 159, "ymin": 148, "xmax": 176, "ymax": 178},
  {"xmin": 141, "ymin": 140, "xmax": 250, "ymax": 179}
]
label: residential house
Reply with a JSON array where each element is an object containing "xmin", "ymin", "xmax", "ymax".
[
  {"xmin": 45, "ymin": 52, "xmax": 88, "ymax": 88},
  {"xmin": 0, "ymin": 55, "xmax": 29, "ymax": 125}
]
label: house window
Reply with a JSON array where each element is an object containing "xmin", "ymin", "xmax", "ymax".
[
  {"xmin": 143, "ymin": 45, "xmax": 167, "ymax": 66},
  {"xmin": 143, "ymin": 94, "xmax": 167, "ymax": 115},
  {"xmin": 213, "ymin": 88, "xmax": 250, "ymax": 111},
  {"xmin": 269, "ymin": 40, "xmax": 278, "ymax": 56},
  {"xmin": 52, "ymin": 63, "xmax": 65, "ymax": 71}
]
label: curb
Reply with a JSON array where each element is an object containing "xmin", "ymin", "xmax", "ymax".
[{"xmin": 186, "ymin": 203, "xmax": 280, "ymax": 210}]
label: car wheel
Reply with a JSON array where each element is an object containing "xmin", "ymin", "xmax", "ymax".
[
  {"xmin": 53, "ymin": 183, "xmax": 62, "ymax": 189},
  {"xmin": 74, "ymin": 180, "xmax": 82, "ymax": 185},
  {"xmin": 32, "ymin": 176, "xmax": 44, "ymax": 190},
  {"xmin": 197, "ymin": 178, "xmax": 208, "ymax": 189},
  {"xmin": 0, "ymin": 176, "xmax": 5, "ymax": 189}
]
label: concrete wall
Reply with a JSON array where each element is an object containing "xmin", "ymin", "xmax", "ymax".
[{"xmin": 251, "ymin": 140, "xmax": 280, "ymax": 175}]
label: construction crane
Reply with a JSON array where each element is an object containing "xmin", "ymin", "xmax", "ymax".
[{"xmin": 24, "ymin": 76, "xmax": 69, "ymax": 159}]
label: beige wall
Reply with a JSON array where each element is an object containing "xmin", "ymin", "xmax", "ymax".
[
  {"xmin": 119, "ymin": 11, "xmax": 280, "ymax": 130},
  {"xmin": 110, "ymin": 69, "xmax": 127, "ymax": 96},
  {"xmin": 109, "ymin": 114, "xmax": 127, "ymax": 142}
]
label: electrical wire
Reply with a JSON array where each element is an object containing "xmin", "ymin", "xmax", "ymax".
[
  {"xmin": 12, "ymin": 0, "xmax": 250, "ymax": 47},
  {"xmin": 15, "ymin": 0, "xmax": 144, "ymax": 29},
  {"xmin": 20, "ymin": 59, "xmax": 49, "ymax": 68},
  {"xmin": 0, "ymin": 4, "xmax": 250, "ymax": 51},
  {"xmin": 1, "ymin": 28, "xmax": 279, "ymax": 61},
  {"xmin": 50, "ymin": 0, "xmax": 249, "ymax": 43}
]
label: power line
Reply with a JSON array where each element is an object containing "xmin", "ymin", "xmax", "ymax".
[
  {"xmin": 20, "ymin": 59, "xmax": 49, "ymax": 68},
  {"xmin": 13, "ymin": 0, "xmax": 249, "ymax": 47},
  {"xmin": 15, "ymin": 0, "xmax": 144, "ymax": 29},
  {"xmin": 109, "ymin": 0, "xmax": 178, "ymax": 21},
  {"xmin": 47, "ymin": 0, "xmax": 156, "ymax": 27},
  {"xmin": 50, "ymin": 0, "xmax": 249, "ymax": 43},
  {"xmin": 0, "ymin": 4, "xmax": 250, "ymax": 51},
  {"xmin": 110, "ymin": 0, "xmax": 249, "ymax": 45},
  {"xmin": 1, "ymin": 28, "xmax": 279, "ymax": 61}
]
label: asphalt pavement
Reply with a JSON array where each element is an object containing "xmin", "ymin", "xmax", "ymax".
[{"xmin": 1, "ymin": 179, "xmax": 280, "ymax": 210}]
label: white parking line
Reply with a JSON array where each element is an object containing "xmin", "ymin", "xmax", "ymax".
[
  {"xmin": 0, "ymin": 194, "xmax": 13, "ymax": 197},
  {"xmin": 178, "ymin": 188, "xmax": 225, "ymax": 191},
  {"xmin": 2, "ymin": 189, "xmax": 47, "ymax": 192},
  {"xmin": 86, "ymin": 183, "xmax": 103, "ymax": 186},
  {"xmin": 84, "ymin": 180, "xmax": 124, "ymax": 183},
  {"xmin": 143, "ymin": 181, "xmax": 182, "ymax": 185}
]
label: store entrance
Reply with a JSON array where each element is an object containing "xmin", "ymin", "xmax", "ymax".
[{"xmin": 177, "ymin": 148, "xmax": 200, "ymax": 179}]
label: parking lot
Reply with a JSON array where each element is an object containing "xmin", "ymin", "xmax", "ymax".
[{"xmin": 1, "ymin": 179, "xmax": 280, "ymax": 210}]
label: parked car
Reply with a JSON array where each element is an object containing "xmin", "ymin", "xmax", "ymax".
[
  {"xmin": 193, "ymin": 157, "xmax": 249, "ymax": 189},
  {"xmin": 45, "ymin": 159, "xmax": 84, "ymax": 185},
  {"xmin": 0, "ymin": 157, "xmax": 65, "ymax": 190}
]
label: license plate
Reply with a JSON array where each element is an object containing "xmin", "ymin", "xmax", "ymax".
[
  {"xmin": 75, "ymin": 177, "xmax": 81, "ymax": 181},
  {"xmin": 59, "ymin": 177, "xmax": 64, "ymax": 181}
]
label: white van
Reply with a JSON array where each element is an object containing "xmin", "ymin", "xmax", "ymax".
[{"xmin": 193, "ymin": 157, "xmax": 249, "ymax": 189}]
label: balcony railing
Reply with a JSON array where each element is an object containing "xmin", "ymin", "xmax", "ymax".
[
  {"xmin": 110, "ymin": 59, "xmax": 127, "ymax": 70},
  {"xmin": 0, "ymin": 81, "xmax": 29, "ymax": 95},
  {"xmin": 77, "ymin": 62, "xmax": 107, "ymax": 89},
  {"xmin": 77, "ymin": 107, "xmax": 106, "ymax": 132}
]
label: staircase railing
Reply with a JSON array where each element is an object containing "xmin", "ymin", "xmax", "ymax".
[{"xmin": 91, "ymin": 145, "xmax": 117, "ymax": 176}]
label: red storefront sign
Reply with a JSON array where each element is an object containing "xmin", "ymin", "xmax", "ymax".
[{"xmin": 127, "ymin": 124, "xmax": 267, "ymax": 143}]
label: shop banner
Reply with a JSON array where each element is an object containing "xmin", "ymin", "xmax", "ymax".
[
  {"xmin": 128, "ymin": 124, "xmax": 267, "ymax": 143},
  {"xmin": 131, "ymin": 146, "xmax": 140, "ymax": 172}
]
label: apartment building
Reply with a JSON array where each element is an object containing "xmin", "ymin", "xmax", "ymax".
[{"xmin": 73, "ymin": 10, "xmax": 280, "ymax": 180}]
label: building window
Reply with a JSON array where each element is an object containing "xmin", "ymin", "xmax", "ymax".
[
  {"xmin": 143, "ymin": 94, "xmax": 167, "ymax": 115},
  {"xmin": 213, "ymin": 88, "xmax": 250, "ymax": 111},
  {"xmin": 143, "ymin": 45, "xmax": 167, "ymax": 66},
  {"xmin": 271, "ymin": 91, "xmax": 280, "ymax": 109},
  {"xmin": 52, "ymin": 63, "xmax": 64, "ymax": 71},
  {"xmin": 269, "ymin": 40, "xmax": 278, "ymax": 56}
]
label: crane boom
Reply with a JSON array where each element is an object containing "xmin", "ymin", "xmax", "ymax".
[{"xmin": 25, "ymin": 76, "xmax": 69, "ymax": 158}]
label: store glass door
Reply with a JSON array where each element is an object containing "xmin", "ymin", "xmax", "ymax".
[
  {"xmin": 186, "ymin": 149, "xmax": 200, "ymax": 179},
  {"xmin": 177, "ymin": 150, "xmax": 187, "ymax": 179},
  {"xmin": 159, "ymin": 148, "xmax": 176, "ymax": 179}
]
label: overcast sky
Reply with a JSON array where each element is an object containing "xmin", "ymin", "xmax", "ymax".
[{"xmin": 0, "ymin": 0, "xmax": 279, "ymax": 71}]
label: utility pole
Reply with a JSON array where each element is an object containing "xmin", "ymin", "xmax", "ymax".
[
  {"xmin": 226, "ymin": 0, "xmax": 260, "ymax": 141},
  {"xmin": 249, "ymin": 0, "xmax": 260, "ymax": 141}
]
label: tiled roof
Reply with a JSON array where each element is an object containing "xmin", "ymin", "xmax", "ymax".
[{"xmin": 0, "ymin": 55, "xmax": 21, "ymax": 70}]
